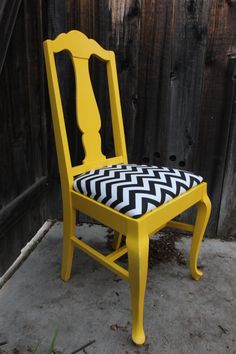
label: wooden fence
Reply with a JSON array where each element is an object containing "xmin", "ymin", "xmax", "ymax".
[{"xmin": 0, "ymin": 0, "xmax": 235, "ymax": 274}]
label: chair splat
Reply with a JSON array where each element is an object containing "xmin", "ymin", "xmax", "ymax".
[{"xmin": 72, "ymin": 57, "xmax": 106, "ymax": 164}]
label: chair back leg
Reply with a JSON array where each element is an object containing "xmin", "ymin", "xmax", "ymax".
[
  {"xmin": 61, "ymin": 205, "xmax": 76, "ymax": 281},
  {"xmin": 190, "ymin": 193, "xmax": 211, "ymax": 280},
  {"xmin": 112, "ymin": 231, "xmax": 123, "ymax": 250}
]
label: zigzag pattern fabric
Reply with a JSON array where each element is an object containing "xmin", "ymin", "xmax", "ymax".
[{"xmin": 73, "ymin": 164, "xmax": 203, "ymax": 218}]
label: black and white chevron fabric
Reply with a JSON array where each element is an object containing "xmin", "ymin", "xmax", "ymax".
[{"xmin": 73, "ymin": 164, "xmax": 203, "ymax": 218}]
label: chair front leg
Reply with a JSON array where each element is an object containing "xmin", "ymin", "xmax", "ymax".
[
  {"xmin": 61, "ymin": 205, "xmax": 76, "ymax": 281},
  {"xmin": 190, "ymin": 193, "xmax": 211, "ymax": 280},
  {"xmin": 126, "ymin": 229, "xmax": 149, "ymax": 345}
]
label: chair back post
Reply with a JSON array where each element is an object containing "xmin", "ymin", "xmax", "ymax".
[
  {"xmin": 107, "ymin": 52, "xmax": 128, "ymax": 163},
  {"xmin": 43, "ymin": 40, "xmax": 73, "ymax": 192}
]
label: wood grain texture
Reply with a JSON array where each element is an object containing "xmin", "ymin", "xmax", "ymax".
[
  {"xmin": 137, "ymin": 0, "xmax": 210, "ymax": 169},
  {"xmin": 134, "ymin": 0, "xmax": 174, "ymax": 165},
  {"xmin": 0, "ymin": 0, "xmax": 22, "ymax": 74},
  {"xmin": 197, "ymin": 0, "xmax": 236, "ymax": 235},
  {"xmin": 108, "ymin": 0, "xmax": 141, "ymax": 160},
  {"xmin": 0, "ymin": 0, "xmax": 50, "ymax": 274},
  {"xmin": 0, "ymin": 2, "xmax": 43, "ymax": 206},
  {"xmin": 217, "ymin": 57, "xmax": 236, "ymax": 236}
]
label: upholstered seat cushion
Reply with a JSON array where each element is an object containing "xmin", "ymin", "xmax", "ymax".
[{"xmin": 73, "ymin": 164, "xmax": 203, "ymax": 218}]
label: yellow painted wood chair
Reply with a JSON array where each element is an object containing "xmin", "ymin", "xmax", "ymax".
[{"xmin": 43, "ymin": 30, "xmax": 211, "ymax": 345}]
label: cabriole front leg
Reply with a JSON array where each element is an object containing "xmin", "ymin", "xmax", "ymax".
[{"xmin": 126, "ymin": 229, "xmax": 149, "ymax": 345}]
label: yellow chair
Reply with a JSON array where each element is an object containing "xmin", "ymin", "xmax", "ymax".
[{"xmin": 43, "ymin": 30, "xmax": 211, "ymax": 345}]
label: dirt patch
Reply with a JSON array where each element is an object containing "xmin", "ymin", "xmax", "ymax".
[
  {"xmin": 106, "ymin": 230, "xmax": 186, "ymax": 268},
  {"xmin": 149, "ymin": 232, "xmax": 186, "ymax": 267},
  {"xmin": 218, "ymin": 234, "xmax": 236, "ymax": 241}
]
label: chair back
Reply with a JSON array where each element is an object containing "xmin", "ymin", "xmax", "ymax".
[{"xmin": 43, "ymin": 30, "xmax": 127, "ymax": 188}]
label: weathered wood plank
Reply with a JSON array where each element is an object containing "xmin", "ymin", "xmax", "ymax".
[
  {"xmin": 0, "ymin": 0, "xmax": 22, "ymax": 74},
  {"xmin": 107, "ymin": 0, "xmax": 141, "ymax": 160},
  {"xmin": 197, "ymin": 0, "xmax": 236, "ymax": 234},
  {"xmin": 134, "ymin": 0, "xmax": 173, "ymax": 164},
  {"xmin": 167, "ymin": 0, "xmax": 210, "ymax": 171},
  {"xmin": 217, "ymin": 56, "xmax": 236, "ymax": 237},
  {"xmin": 0, "ymin": 0, "xmax": 50, "ymax": 274},
  {"xmin": 23, "ymin": 0, "xmax": 47, "ymax": 179},
  {"xmin": 0, "ymin": 3, "xmax": 33, "ymax": 205}
]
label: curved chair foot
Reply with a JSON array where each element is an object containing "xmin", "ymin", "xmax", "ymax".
[
  {"xmin": 126, "ymin": 230, "xmax": 149, "ymax": 346},
  {"xmin": 191, "ymin": 268, "xmax": 203, "ymax": 281},
  {"xmin": 132, "ymin": 330, "xmax": 146, "ymax": 346},
  {"xmin": 190, "ymin": 193, "xmax": 211, "ymax": 280}
]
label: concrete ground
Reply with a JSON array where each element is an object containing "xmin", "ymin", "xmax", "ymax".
[{"xmin": 0, "ymin": 222, "xmax": 235, "ymax": 354}]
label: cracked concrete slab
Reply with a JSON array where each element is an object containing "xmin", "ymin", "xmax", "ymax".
[{"xmin": 0, "ymin": 222, "xmax": 235, "ymax": 354}]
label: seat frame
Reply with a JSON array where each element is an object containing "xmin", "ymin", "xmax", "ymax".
[{"xmin": 43, "ymin": 31, "xmax": 211, "ymax": 345}]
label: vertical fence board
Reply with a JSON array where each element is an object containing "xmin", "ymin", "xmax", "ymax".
[
  {"xmin": 197, "ymin": 0, "xmax": 236, "ymax": 235},
  {"xmin": 1, "ymin": 3, "xmax": 34, "ymax": 204},
  {"xmin": 217, "ymin": 57, "xmax": 236, "ymax": 237},
  {"xmin": 107, "ymin": 0, "xmax": 141, "ymax": 159},
  {"xmin": 167, "ymin": 0, "xmax": 210, "ymax": 171},
  {"xmin": 134, "ymin": 0, "xmax": 174, "ymax": 164},
  {"xmin": 0, "ymin": 0, "xmax": 22, "ymax": 74}
]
